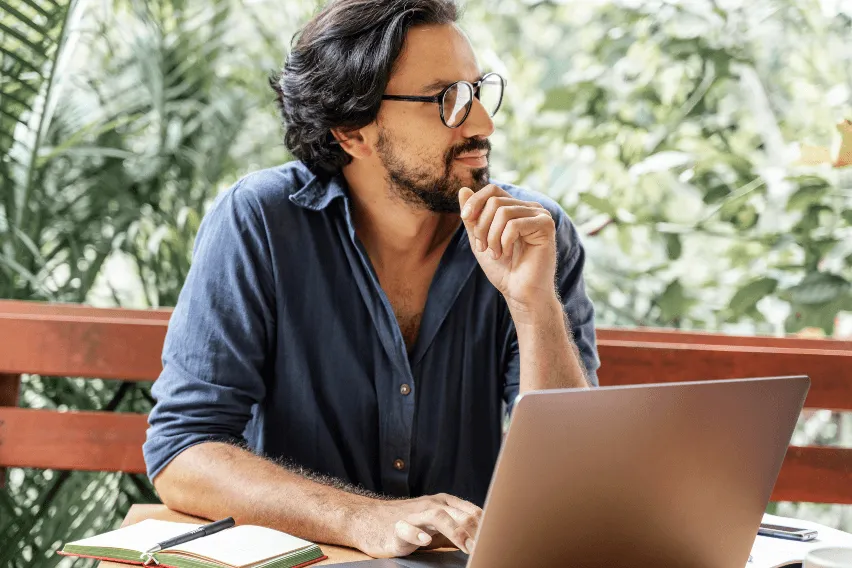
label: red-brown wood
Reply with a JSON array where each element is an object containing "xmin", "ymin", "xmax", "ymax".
[
  {"xmin": 0, "ymin": 299, "xmax": 171, "ymax": 320},
  {"xmin": 0, "ymin": 373, "xmax": 20, "ymax": 407},
  {"xmin": 0, "ymin": 300, "xmax": 851, "ymax": 504},
  {"xmin": 598, "ymin": 327, "xmax": 852, "ymax": 351},
  {"xmin": 0, "ymin": 314, "xmax": 167, "ymax": 380},
  {"xmin": 597, "ymin": 341, "xmax": 852, "ymax": 411},
  {"xmin": 0, "ymin": 373, "xmax": 21, "ymax": 487},
  {"xmin": 772, "ymin": 446, "xmax": 852, "ymax": 504},
  {"xmin": 0, "ymin": 407, "xmax": 148, "ymax": 473}
]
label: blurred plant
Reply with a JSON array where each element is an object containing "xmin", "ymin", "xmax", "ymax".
[
  {"xmin": 1, "ymin": 0, "xmax": 265, "ymax": 563},
  {"xmin": 464, "ymin": 0, "xmax": 852, "ymax": 336}
]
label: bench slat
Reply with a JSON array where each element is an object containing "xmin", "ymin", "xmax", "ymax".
[
  {"xmin": 0, "ymin": 315, "xmax": 167, "ymax": 380},
  {"xmin": 2, "ymin": 313, "xmax": 852, "ymax": 412},
  {"xmin": 598, "ymin": 327, "xmax": 852, "ymax": 351},
  {"xmin": 772, "ymin": 446, "xmax": 852, "ymax": 504},
  {"xmin": 0, "ymin": 373, "xmax": 21, "ymax": 487},
  {"xmin": 0, "ymin": 300, "xmax": 171, "ymax": 320},
  {"xmin": 0, "ymin": 408, "xmax": 148, "ymax": 473},
  {"xmin": 1, "ymin": 408, "xmax": 849, "ymax": 503},
  {"xmin": 598, "ymin": 341, "xmax": 852, "ymax": 411}
]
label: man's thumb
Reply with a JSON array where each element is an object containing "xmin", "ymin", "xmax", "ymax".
[{"xmin": 458, "ymin": 186, "xmax": 474, "ymax": 210}]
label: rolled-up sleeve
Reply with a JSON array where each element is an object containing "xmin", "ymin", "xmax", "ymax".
[
  {"xmin": 503, "ymin": 208, "xmax": 600, "ymax": 412},
  {"xmin": 143, "ymin": 180, "xmax": 276, "ymax": 481}
]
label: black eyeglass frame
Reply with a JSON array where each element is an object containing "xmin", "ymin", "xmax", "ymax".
[{"xmin": 381, "ymin": 72, "xmax": 505, "ymax": 128}]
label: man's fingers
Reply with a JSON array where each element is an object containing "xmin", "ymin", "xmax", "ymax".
[
  {"xmin": 473, "ymin": 197, "xmax": 520, "ymax": 252},
  {"xmin": 442, "ymin": 507, "xmax": 479, "ymax": 551},
  {"xmin": 408, "ymin": 509, "xmax": 473, "ymax": 554},
  {"xmin": 485, "ymin": 206, "xmax": 539, "ymax": 258},
  {"xmin": 500, "ymin": 213, "xmax": 555, "ymax": 254},
  {"xmin": 459, "ymin": 184, "xmax": 508, "ymax": 222},
  {"xmin": 395, "ymin": 519, "xmax": 432, "ymax": 547},
  {"xmin": 458, "ymin": 185, "xmax": 552, "ymax": 259},
  {"xmin": 458, "ymin": 187, "xmax": 475, "ymax": 212},
  {"xmin": 439, "ymin": 494, "xmax": 483, "ymax": 519}
]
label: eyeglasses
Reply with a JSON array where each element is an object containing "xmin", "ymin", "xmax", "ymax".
[{"xmin": 381, "ymin": 72, "xmax": 505, "ymax": 128}]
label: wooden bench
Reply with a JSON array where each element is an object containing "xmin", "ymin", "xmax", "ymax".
[{"xmin": 1, "ymin": 299, "xmax": 850, "ymax": 504}]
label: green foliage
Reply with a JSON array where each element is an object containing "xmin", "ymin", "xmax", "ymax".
[
  {"xmin": 463, "ymin": 0, "xmax": 852, "ymax": 334},
  {"xmin": 1, "ymin": 0, "xmax": 273, "ymax": 563}
]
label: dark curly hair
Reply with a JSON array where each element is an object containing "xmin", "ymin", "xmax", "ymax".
[{"xmin": 270, "ymin": 0, "xmax": 459, "ymax": 178}]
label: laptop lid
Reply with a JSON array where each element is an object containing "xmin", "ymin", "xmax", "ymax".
[{"xmin": 467, "ymin": 376, "xmax": 810, "ymax": 568}]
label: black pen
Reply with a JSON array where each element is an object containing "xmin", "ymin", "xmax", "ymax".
[{"xmin": 143, "ymin": 517, "xmax": 235, "ymax": 556}]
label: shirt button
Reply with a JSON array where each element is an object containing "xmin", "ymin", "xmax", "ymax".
[
  {"xmin": 400, "ymin": 384, "xmax": 411, "ymax": 396},
  {"xmin": 393, "ymin": 459, "xmax": 406, "ymax": 471}
]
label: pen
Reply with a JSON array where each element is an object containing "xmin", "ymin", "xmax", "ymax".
[{"xmin": 143, "ymin": 517, "xmax": 235, "ymax": 556}]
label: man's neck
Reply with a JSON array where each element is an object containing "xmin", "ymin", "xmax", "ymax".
[{"xmin": 342, "ymin": 168, "xmax": 459, "ymax": 272}]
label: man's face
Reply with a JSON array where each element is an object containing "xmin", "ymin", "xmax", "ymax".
[{"xmin": 373, "ymin": 24, "xmax": 495, "ymax": 213}]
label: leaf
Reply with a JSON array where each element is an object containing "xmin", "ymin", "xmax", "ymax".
[
  {"xmin": 786, "ymin": 176, "xmax": 832, "ymax": 211},
  {"xmin": 628, "ymin": 151, "xmax": 693, "ymax": 177},
  {"xmin": 0, "ymin": 0, "xmax": 76, "ymax": 224},
  {"xmin": 541, "ymin": 86, "xmax": 575, "ymax": 111},
  {"xmin": 664, "ymin": 233, "xmax": 682, "ymax": 260},
  {"xmin": 579, "ymin": 193, "xmax": 618, "ymax": 217},
  {"xmin": 729, "ymin": 278, "xmax": 778, "ymax": 315},
  {"xmin": 788, "ymin": 272, "xmax": 850, "ymax": 305},
  {"xmin": 785, "ymin": 297, "xmax": 850, "ymax": 336},
  {"xmin": 656, "ymin": 279, "xmax": 692, "ymax": 323}
]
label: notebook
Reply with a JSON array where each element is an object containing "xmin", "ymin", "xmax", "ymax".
[
  {"xmin": 749, "ymin": 514, "xmax": 852, "ymax": 568},
  {"xmin": 57, "ymin": 519, "xmax": 327, "ymax": 568}
]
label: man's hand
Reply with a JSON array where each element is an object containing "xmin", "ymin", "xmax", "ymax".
[
  {"xmin": 350, "ymin": 493, "xmax": 482, "ymax": 558},
  {"xmin": 459, "ymin": 185, "xmax": 557, "ymax": 318}
]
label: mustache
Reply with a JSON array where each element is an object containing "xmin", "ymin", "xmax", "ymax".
[{"xmin": 448, "ymin": 138, "xmax": 491, "ymax": 160}]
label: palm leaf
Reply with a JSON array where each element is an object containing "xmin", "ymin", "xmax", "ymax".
[
  {"xmin": 2, "ymin": 0, "xmax": 253, "ymax": 565},
  {"xmin": 1, "ymin": 0, "xmax": 79, "ymax": 302}
]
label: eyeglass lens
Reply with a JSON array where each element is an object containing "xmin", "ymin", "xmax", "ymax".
[{"xmin": 441, "ymin": 75, "xmax": 503, "ymax": 127}]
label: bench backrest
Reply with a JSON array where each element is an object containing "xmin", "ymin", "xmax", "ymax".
[{"xmin": 0, "ymin": 299, "xmax": 850, "ymax": 504}]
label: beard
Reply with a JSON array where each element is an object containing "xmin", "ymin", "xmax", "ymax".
[{"xmin": 376, "ymin": 130, "xmax": 491, "ymax": 213}]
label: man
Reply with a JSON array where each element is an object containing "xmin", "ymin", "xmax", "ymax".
[{"xmin": 144, "ymin": 0, "xmax": 599, "ymax": 559}]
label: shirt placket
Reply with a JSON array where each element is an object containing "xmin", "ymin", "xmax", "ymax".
[{"xmin": 339, "ymin": 200, "xmax": 417, "ymax": 497}]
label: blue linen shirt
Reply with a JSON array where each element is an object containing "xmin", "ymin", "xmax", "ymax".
[{"xmin": 143, "ymin": 161, "xmax": 599, "ymax": 507}]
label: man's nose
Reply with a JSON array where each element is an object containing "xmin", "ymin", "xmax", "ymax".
[{"xmin": 460, "ymin": 96, "xmax": 495, "ymax": 139}]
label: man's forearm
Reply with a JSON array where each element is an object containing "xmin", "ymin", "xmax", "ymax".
[
  {"xmin": 512, "ymin": 295, "xmax": 588, "ymax": 393},
  {"xmin": 153, "ymin": 442, "xmax": 373, "ymax": 548}
]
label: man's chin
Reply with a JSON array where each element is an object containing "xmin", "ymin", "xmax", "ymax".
[{"xmin": 457, "ymin": 166, "xmax": 490, "ymax": 191}]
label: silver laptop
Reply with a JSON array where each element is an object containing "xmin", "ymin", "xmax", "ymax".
[{"xmin": 338, "ymin": 376, "xmax": 810, "ymax": 568}]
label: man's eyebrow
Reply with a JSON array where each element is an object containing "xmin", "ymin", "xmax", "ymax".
[{"xmin": 419, "ymin": 75, "xmax": 485, "ymax": 94}]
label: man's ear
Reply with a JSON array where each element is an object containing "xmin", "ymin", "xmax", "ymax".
[{"xmin": 331, "ymin": 127, "xmax": 373, "ymax": 160}]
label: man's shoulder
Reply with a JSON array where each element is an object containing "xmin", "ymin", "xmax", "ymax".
[
  {"xmin": 223, "ymin": 161, "xmax": 314, "ymax": 206},
  {"xmin": 202, "ymin": 161, "xmax": 328, "ymax": 233}
]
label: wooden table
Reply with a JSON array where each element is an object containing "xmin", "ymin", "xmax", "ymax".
[{"xmin": 99, "ymin": 504, "xmax": 372, "ymax": 566}]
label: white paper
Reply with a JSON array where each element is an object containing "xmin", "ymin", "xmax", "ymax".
[
  {"xmin": 167, "ymin": 524, "xmax": 314, "ymax": 567},
  {"xmin": 67, "ymin": 519, "xmax": 202, "ymax": 553},
  {"xmin": 747, "ymin": 514, "xmax": 852, "ymax": 568}
]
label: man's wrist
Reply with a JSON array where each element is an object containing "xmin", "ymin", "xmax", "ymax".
[
  {"xmin": 506, "ymin": 292, "xmax": 564, "ymax": 329},
  {"xmin": 335, "ymin": 493, "xmax": 377, "ymax": 549}
]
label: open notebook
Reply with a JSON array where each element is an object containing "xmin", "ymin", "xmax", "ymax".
[
  {"xmin": 57, "ymin": 519, "xmax": 327, "ymax": 568},
  {"xmin": 749, "ymin": 514, "xmax": 852, "ymax": 568}
]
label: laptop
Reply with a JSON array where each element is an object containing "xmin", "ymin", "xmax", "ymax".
[{"xmin": 336, "ymin": 376, "xmax": 810, "ymax": 568}]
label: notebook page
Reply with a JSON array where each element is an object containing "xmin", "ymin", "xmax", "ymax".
[
  {"xmin": 168, "ymin": 525, "xmax": 314, "ymax": 567},
  {"xmin": 66, "ymin": 519, "xmax": 202, "ymax": 553}
]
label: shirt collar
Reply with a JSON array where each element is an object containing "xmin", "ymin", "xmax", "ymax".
[{"xmin": 288, "ymin": 168, "xmax": 348, "ymax": 211}]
